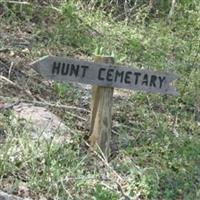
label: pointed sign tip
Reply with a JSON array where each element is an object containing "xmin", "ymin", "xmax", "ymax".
[
  {"xmin": 173, "ymin": 91, "xmax": 179, "ymax": 96},
  {"xmin": 168, "ymin": 86, "xmax": 179, "ymax": 96},
  {"xmin": 30, "ymin": 60, "xmax": 39, "ymax": 72},
  {"xmin": 30, "ymin": 55, "xmax": 51, "ymax": 72}
]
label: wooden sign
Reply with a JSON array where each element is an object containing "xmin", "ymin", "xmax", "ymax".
[
  {"xmin": 31, "ymin": 56, "xmax": 178, "ymax": 95},
  {"xmin": 31, "ymin": 55, "xmax": 178, "ymax": 159}
]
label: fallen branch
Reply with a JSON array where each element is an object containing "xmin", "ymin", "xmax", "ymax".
[
  {"xmin": 0, "ymin": 99, "xmax": 20, "ymax": 110},
  {"xmin": 0, "ymin": 96, "xmax": 90, "ymax": 113},
  {"xmin": 0, "ymin": 96, "xmax": 16, "ymax": 101},
  {"xmin": 0, "ymin": 48, "xmax": 10, "ymax": 53},
  {"xmin": 23, "ymin": 99, "xmax": 90, "ymax": 113},
  {"xmin": 116, "ymin": 182, "xmax": 133, "ymax": 200},
  {"xmin": 0, "ymin": 75, "xmax": 35, "ymax": 100},
  {"xmin": 0, "ymin": 1, "xmax": 30, "ymax": 5},
  {"xmin": 65, "ymin": 111, "xmax": 87, "ymax": 121}
]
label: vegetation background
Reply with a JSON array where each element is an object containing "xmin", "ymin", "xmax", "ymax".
[{"xmin": 0, "ymin": 0, "xmax": 200, "ymax": 199}]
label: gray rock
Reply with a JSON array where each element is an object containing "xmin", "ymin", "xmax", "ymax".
[
  {"xmin": 0, "ymin": 191, "xmax": 23, "ymax": 200},
  {"xmin": 13, "ymin": 103, "xmax": 71, "ymax": 144}
]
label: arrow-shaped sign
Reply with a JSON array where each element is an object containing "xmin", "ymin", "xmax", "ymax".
[{"xmin": 31, "ymin": 56, "xmax": 178, "ymax": 95}]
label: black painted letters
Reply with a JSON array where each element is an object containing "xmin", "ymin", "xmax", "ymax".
[
  {"xmin": 142, "ymin": 74, "xmax": 148, "ymax": 86},
  {"xmin": 114, "ymin": 70, "xmax": 124, "ymax": 83},
  {"xmin": 125, "ymin": 71, "xmax": 132, "ymax": 84},
  {"xmin": 159, "ymin": 76, "xmax": 166, "ymax": 88},
  {"xmin": 107, "ymin": 69, "xmax": 114, "ymax": 81},
  {"xmin": 150, "ymin": 75, "xmax": 157, "ymax": 87},
  {"xmin": 81, "ymin": 65, "xmax": 89, "ymax": 78},
  {"xmin": 134, "ymin": 72, "xmax": 141, "ymax": 85},
  {"xmin": 98, "ymin": 68, "xmax": 106, "ymax": 80},
  {"xmin": 52, "ymin": 62, "xmax": 61, "ymax": 75}
]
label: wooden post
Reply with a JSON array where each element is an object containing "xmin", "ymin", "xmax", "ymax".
[{"xmin": 89, "ymin": 56, "xmax": 114, "ymax": 159}]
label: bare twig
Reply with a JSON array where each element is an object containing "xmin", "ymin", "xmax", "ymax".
[
  {"xmin": 0, "ymin": 48, "xmax": 10, "ymax": 53},
  {"xmin": 64, "ymin": 175, "xmax": 98, "ymax": 181},
  {"xmin": 0, "ymin": 96, "xmax": 90, "ymax": 113},
  {"xmin": 114, "ymin": 3, "xmax": 141, "ymax": 21},
  {"xmin": 84, "ymin": 140, "xmax": 123, "ymax": 182},
  {"xmin": 113, "ymin": 121, "xmax": 132, "ymax": 130},
  {"xmin": 23, "ymin": 100, "xmax": 90, "ymax": 113},
  {"xmin": 0, "ymin": 75, "xmax": 35, "ymax": 100},
  {"xmin": 117, "ymin": 182, "xmax": 133, "ymax": 200},
  {"xmin": 65, "ymin": 111, "xmax": 87, "ymax": 121},
  {"xmin": 172, "ymin": 113, "xmax": 179, "ymax": 137},
  {"xmin": 0, "ymin": 99, "xmax": 20, "ymax": 110},
  {"xmin": 168, "ymin": 0, "xmax": 176, "ymax": 19},
  {"xmin": 0, "ymin": 96, "xmax": 17, "ymax": 101},
  {"xmin": 85, "ymin": 141, "xmax": 135, "ymax": 199},
  {"xmin": 111, "ymin": 129, "xmax": 119, "ymax": 136},
  {"xmin": 0, "ymin": 1, "xmax": 31, "ymax": 5},
  {"xmin": 60, "ymin": 179, "xmax": 73, "ymax": 199},
  {"xmin": 8, "ymin": 61, "xmax": 14, "ymax": 80},
  {"xmin": 100, "ymin": 182, "xmax": 116, "ymax": 192},
  {"xmin": 50, "ymin": 4, "xmax": 103, "ymax": 37},
  {"xmin": 146, "ymin": 95, "xmax": 160, "ymax": 127}
]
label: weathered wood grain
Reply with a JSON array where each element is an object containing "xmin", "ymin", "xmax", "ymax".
[{"xmin": 89, "ymin": 56, "xmax": 114, "ymax": 159}]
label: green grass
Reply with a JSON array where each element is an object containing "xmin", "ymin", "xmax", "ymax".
[{"xmin": 0, "ymin": 1, "xmax": 200, "ymax": 199}]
